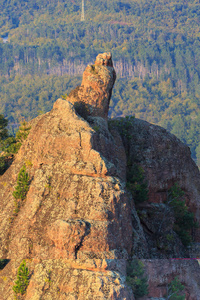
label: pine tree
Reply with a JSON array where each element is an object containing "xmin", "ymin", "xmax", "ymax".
[
  {"xmin": 126, "ymin": 259, "xmax": 148, "ymax": 298},
  {"xmin": 13, "ymin": 165, "xmax": 29, "ymax": 201},
  {"xmin": 13, "ymin": 260, "xmax": 29, "ymax": 296},
  {"xmin": 165, "ymin": 277, "xmax": 185, "ymax": 300},
  {"xmin": 16, "ymin": 120, "xmax": 31, "ymax": 143}
]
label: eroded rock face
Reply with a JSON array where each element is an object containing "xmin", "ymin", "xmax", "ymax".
[
  {"xmin": 126, "ymin": 118, "xmax": 200, "ymax": 216},
  {"xmin": 111, "ymin": 117, "xmax": 200, "ymax": 242},
  {"xmin": 0, "ymin": 259, "xmax": 134, "ymax": 300},
  {"xmin": 0, "ymin": 99, "xmax": 138, "ymax": 299},
  {"xmin": 137, "ymin": 203, "xmax": 185, "ymax": 258},
  {"xmin": 68, "ymin": 52, "xmax": 116, "ymax": 119},
  {"xmin": 0, "ymin": 100, "xmax": 135, "ymax": 260},
  {"xmin": 142, "ymin": 259, "xmax": 200, "ymax": 300},
  {"xmin": 128, "ymin": 118, "xmax": 200, "ymax": 243},
  {"xmin": 47, "ymin": 219, "xmax": 90, "ymax": 258},
  {"xmin": 108, "ymin": 116, "xmax": 200, "ymax": 257}
]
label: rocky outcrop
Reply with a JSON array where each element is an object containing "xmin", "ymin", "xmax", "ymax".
[
  {"xmin": 0, "ymin": 98, "xmax": 138, "ymax": 298},
  {"xmin": 1, "ymin": 53, "xmax": 200, "ymax": 299},
  {"xmin": 128, "ymin": 118, "xmax": 200, "ymax": 245},
  {"xmin": 0, "ymin": 99, "xmax": 137, "ymax": 260},
  {"xmin": 108, "ymin": 117, "xmax": 200, "ymax": 256},
  {"xmin": 68, "ymin": 52, "xmax": 116, "ymax": 119},
  {"xmin": 127, "ymin": 118, "xmax": 200, "ymax": 218}
]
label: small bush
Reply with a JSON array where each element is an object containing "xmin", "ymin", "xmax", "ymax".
[
  {"xmin": 126, "ymin": 259, "xmax": 148, "ymax": 299},
  {"xmin": 93, "ymin": 125, "xmax": 100, "ymax": 132},
  {"xmin": 90, "ymin": 65, "xmax": 98, "ymax": 75},
  {"xmin": 13, "ymin": 260, "xmax": 29, "ymax": 297}
]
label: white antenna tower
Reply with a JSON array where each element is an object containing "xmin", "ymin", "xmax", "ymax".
[{"xmin": 81, "ymin": 0, "xmax": 85, "ymax": 21}]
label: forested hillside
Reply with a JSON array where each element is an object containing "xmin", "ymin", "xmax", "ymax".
[{"xmin": 1, "ymin": 0, "xmax": 200, "ymax": 166}]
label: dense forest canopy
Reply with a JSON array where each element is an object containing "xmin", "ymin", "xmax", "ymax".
[{"xmin": 1, "ymin": 0, "xmax": 200, "ymax": 166}]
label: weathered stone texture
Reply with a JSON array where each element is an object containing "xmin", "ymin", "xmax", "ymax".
[
  {"xmin": 68, "ymin": 52, "xmax": 116, "ymax": 119},
  {"xmin": 0, "ymin": 99, "xmax": 136, "ymax": 299},
  {"xmin": 0, "ymin": 259, "xmax": 134, "ymax": 300},
  {"xmin": 127, "ymin": 118, "xmax": 200, "ymax": 220},
  {"xmin": 142, "ymin": 259, "xmax": 200, "ymax": 300},
  {"xmin": 0, "ymin": 100, "xmax": 135, "ymax": 261},
  {"xmin": 116, "ymin": 117, "xmax": 200, "ymax": 246}
]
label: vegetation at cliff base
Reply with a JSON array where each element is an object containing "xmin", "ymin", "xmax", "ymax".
[
  {"xmin": 13, "ymin": 260, "xmax": 30, "ymax": 298},
  {"xmin": 126, "ymin": 259, "xmax": 148, "ymax": 299},
  {"xmin": 167, "ymin": 183, "xmax": 198, "ymax": 246}
]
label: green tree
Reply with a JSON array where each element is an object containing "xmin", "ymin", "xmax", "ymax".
[
  {"xmin": 1, "ymin": 136, "xmax": 21, "ymax": 155},
  {"xmin": 167, "ymin": 184, "xmax": 198, "ymax": 246},
  {"xmin": 126, "ymin": 259, "xmax": 148, "ymax": 299},
  {"xmin": 165, "ymin": 277, "xmax": 185, "ymax": 300},
  {"xmin": 13, "ymin": 260, "xmax": 30, "ymax": 297},
  {"xmin": 1, "ymin": 119, "xmax": 31, "ymax": 156},
  {"xmin": 13, "ymin": 165, "xmax": 29, "ymax": 201},
  {"xmin": 16, "ymin": 121, "xmax": 31, "ymax": 144}
]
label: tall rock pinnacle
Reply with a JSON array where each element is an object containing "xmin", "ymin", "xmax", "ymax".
[{"xmin": 68, "ymin": 52, "xmax": 116, "ymax": 119}]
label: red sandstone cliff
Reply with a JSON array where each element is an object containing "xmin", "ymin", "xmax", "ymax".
[
  {"xmin": 0, "ymin": 53, "xmax": 135, "ymax": 299},
  {"xmin": 0, "ymin": 53, "xmax": 200, "ymax": 299},
  {"xmin": 109, "ymin": 116, "xmax": 200, "ymax": 257}
]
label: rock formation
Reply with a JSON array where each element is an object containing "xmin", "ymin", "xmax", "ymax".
[
  {"xmin": 0, "ymin": 53, "xmax": 200, "ymax": 299},
  {"xmin": 68, "ymin": 52, "xmax": 116, "ymax": 119},
  {"xmin": 108, "ymin": 117, "xmax": 200, "ymax": 256},
  {"xmin": 126, "ymin": 118, "xmax": 200, "ymax": 223}
]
